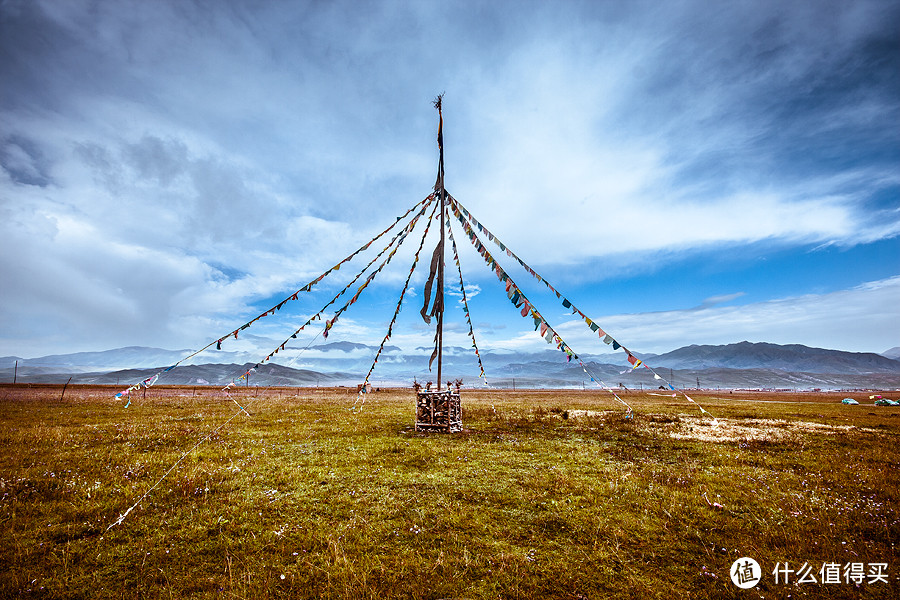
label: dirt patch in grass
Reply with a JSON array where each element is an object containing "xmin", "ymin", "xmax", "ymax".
[
  {"xmin": 561, "ymin": 409, "xmax": 606, "ymax": 419},
  {"xmin": 657, "ymin": 415, "xmax": 876, "ymax": 443}
]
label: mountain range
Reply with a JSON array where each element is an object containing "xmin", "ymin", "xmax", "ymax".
[{"xmin": 2, "ymin": 341, "xmax": 899, "ymax": 390}]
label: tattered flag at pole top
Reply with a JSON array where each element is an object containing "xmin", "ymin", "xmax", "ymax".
[{"xmin": 434, "ymin": 93, "xmax": 444, "ymax": 154}]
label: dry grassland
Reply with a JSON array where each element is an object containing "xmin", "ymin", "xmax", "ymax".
[{"xmin": 1, "ymin": 384, "xmax": 898, "ymax": 599}]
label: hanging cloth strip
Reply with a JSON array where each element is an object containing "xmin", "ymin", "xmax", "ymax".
[
  {"xmin": 354, "ymin": 198, "xmax": 442, "ymax": 411},
  {"xmin": 448, "ymin": 195, "xmax": 715, "ymax": 422},
  {"xmin": 114, "ymin": 194, "xmax": 435, "ymax": 402},
  {"xmin": 222, "ymin": 197, "xmax": 438, "ymax": 391},
  {"xmin": 456, "ymin": 214, "xmax": 632, "ymax": 414},
  {"xmin": 445, "ymin": 207, "xmax": 488, "ymax": 385},
  {"xmin": 420, "ymin": 235, "xmax": 444, "ymax": 371}
]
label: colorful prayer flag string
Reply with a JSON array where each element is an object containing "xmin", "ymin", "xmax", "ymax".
[
  {"xmin": 115, "ymin": 194, "xmax": 434, "ymax": 403},
  {"xmin": 457, "ymin": 214, "xmax": 633, "ymax": 414},
  {"xmin": 449, "ymin": 195, "xmax": 714, "ymax": 421},
  {"xmin": 222, "ymin": 197, "xmax": 438, "ymax": 391},
  {"xmin": 213, "ymin": 192, "xmax": 436, "ymax": 350},
  {"xmin": 446, "ymin": 208, "xmax": 488, "ymax": 385},
  {"xmin": 354, "ymin": 199, "xmax": 442, "ymax": 411}
]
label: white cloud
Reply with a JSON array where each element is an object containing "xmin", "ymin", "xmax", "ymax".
[{"xmin": 550, "ymin": 276, "xmax": 900, "ymax": 355}]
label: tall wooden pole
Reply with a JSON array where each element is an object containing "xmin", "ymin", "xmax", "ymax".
[{"xmin": 435, "ymin": 95, "xmax": 446, "ymax": 391}]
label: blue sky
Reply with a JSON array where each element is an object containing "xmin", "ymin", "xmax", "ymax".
[{"xmin": 1, "ymin": 0, "xmax": 898, "ymax": 364}]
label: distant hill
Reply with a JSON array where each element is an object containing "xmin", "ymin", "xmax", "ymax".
[
  {"xmin": 646, "ymin": 341, "xmax": 900, "ymax": 374},
  {"xmin": 0, "ymin": 346, "xmax": 195, "ymax": 371},
  {"xmin": 312, "ymin": 341, "xmax": 401, "ymax": 354},
  {"xmin": 2, "ymin": 363, "xmax": 355, "ymax": 388},
  {"xmin": 2, "ymin": 341, "xmax": 899, "ymax": 390},
  {"xmin": 883, "ymin": 347, "xmax": 900, "ymax": 360}
]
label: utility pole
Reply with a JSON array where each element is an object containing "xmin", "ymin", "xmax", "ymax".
[{"xmin": 13, "ymin": 360, "xmax": 16, "ymax": 384}]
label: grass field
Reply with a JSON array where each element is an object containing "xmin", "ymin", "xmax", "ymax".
[{"xmin": 1, "ymin": 384, "xmax": 898, "ymax": 599}]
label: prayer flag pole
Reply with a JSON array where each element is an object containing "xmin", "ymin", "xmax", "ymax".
[
  {"xmin": 413, "ymin": 96, "xmax": 461, "ymax": 432},
  {"xmin": 434, "ymin": 94, "xmax": 446, "ymax": 391}
]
